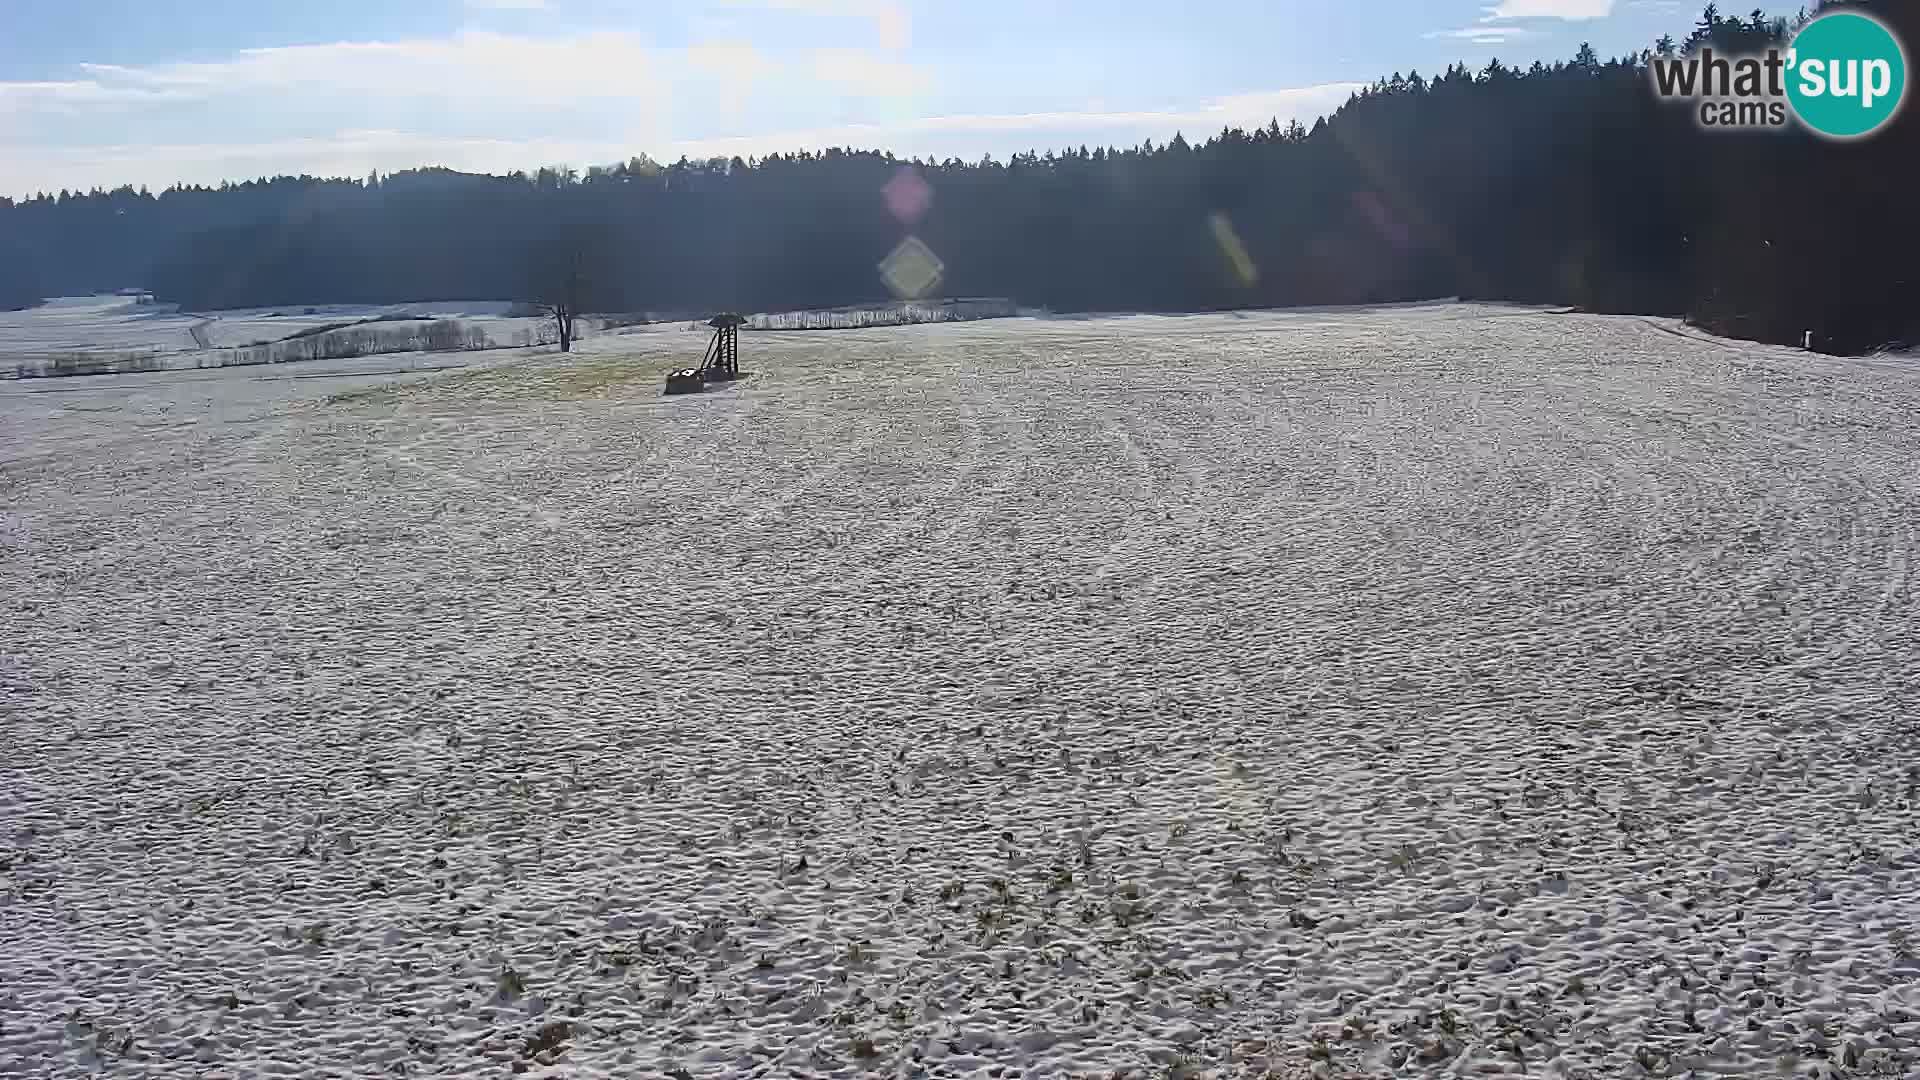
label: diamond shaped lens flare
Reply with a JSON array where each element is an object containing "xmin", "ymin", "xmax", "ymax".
[
  {"xmin": 879, "ymin": 235, "xmax": 944, "ymax": 299},
  {"xmin": 883, "ymin": 167, "xmax": 933, "ymax": 226}
]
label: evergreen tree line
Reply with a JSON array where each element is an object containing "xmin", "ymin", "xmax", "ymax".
[{"xmin": 1, "ymin": 2, "xmax": 1913, "ymax": 352}]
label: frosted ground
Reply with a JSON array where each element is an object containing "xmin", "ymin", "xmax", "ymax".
[
  {"xmin": 1, "ymin": 295, "xmax": 1002, "ymax": 380},
  {"xmin": 0, "ymin": 294, "xmax": 535, "ymax": 356},
  {"xmin": 3, "ymin": 304, "xmax": 1919, "ymax": 1078}
]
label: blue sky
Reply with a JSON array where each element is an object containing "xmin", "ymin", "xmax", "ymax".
[{"xmin": 0, "ymin": 0, "xmax": 1727, "ymax": 196}]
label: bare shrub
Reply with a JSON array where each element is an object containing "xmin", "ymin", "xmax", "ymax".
[{"xmin": 423, "ymin": 320, "xmax": 465, "ymax": 352}]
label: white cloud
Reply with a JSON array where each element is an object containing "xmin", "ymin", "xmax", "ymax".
[
  {"xmin": 0, "ymin": 79, "xmax": 190, "ymax": 111},
  {"xmin": 728, "ymin": 0, "xmax": 911, "ymax": 49},
  {"xmin": 810, "ymin": 47, "xmax": 930, "ymax": 96},
  {"xmin": 685, "ymin": 40, "xmax": 777, "ymax": 117},
  {"xmin": 1427, "ymin": 0, "xmax": 1609, "ymax": 50},
  {"xmin": 1424, "ymin": 26, "xmax": 1541, "ymax": 44},
  {"xmin": 1484, "ymin": 0, "xmax": 1614, "ymax": 16},
  {"xmin": 685, "ymin": 39, "xmax": 774, "ymax": 78},
  {"xmin": 69, "ymin": 31, "xmax": 667, "ymax": 108},
  {"xmin": 0, "ymin": 30, "xmax": 920, "ymax": 133},
  {"xmin": 0, "ymin": 82, "xmax": 1364, "ymax": 194},
  {"xmin": 465, "ymin": 0, "xmax": 549, "ymax": 8},
  {"xmin": 0, "ymin": 31, "xmax": 675, "ymax": 191},
  {"xmin": 670, "ymin": 83, "xmax": 1366, "ymax": 158},
  {"xmin": 0, "ymin": 19, "xmax": 1357, "ymax": 196}
]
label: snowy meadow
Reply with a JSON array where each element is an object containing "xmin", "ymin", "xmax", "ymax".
[{"xmin": 3, "ymin": 305, "xmax": 1919, "ymax": 1078}]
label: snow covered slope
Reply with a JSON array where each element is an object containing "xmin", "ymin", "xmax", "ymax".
[
  {"xmin": 3, "ymin": 305, "xmax": 1919, "ymax": 1077},
  {"xmin": 0, "ymin": 295, "xmax": 537, "ymax": 367},
  {"xmin": 0, "ymin": 294, "xmax": 201, "ymax": 354}
]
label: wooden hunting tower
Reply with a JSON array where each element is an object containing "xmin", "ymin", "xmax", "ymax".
[
  {"xmin": 706, "ymin": 313, "xmax": 744, "ymax": 377},
  {"xmin": 665, "ymin": 312, "xmax": 747, "ymax": 395}
]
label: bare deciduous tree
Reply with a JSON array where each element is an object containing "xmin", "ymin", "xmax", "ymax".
[{"xmin": 522, "ymin": 225, "xmax": 598, "ymax": 354}]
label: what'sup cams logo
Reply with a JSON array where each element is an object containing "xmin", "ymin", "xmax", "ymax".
[{"xmin": 1651, "ymin": 10, "xmax": 1908, "ymax": 138}]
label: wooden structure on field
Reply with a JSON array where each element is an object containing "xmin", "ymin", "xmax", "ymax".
[
  {"xmin": 706, "ymin": 313, "xmax": 742, "ymax": 376},
  {"xmin": 664, "ymin": 313, "xmax": 746, "ymax": 395}
]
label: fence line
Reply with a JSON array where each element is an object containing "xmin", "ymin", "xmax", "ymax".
[
  {"xmin": 9, "ymin": 317, "xmax": 569, "ymax": 379},
  {"xmin": 9, "ymin": 299, "xmax": 1023, "ymax": 379},
  {"xmin": 691, "ymin": 299, "xmax": 1019, "ymax": 333}
]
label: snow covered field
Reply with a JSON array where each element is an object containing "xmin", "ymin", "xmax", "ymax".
[
  {"xmin": 1, "ymin": 296, "xmax": 1024, "ymax": 379},
  {"xmin": 4, "ymin": 305, "xmax": 1920, "ymax": 1078},
  {"xmin": 0, "ymin": 295, "xmax": 551, "ymax": 377},
  {"xmin": 0, "ymin": 295, "xmax": 529, "ymax": 356},
  {"xmin": 0, "ymin": 295, "xmax": 204, "ymax": 355}
]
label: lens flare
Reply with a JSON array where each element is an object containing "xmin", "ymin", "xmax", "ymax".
[
  {"xmin": 1209, "ymin": 211, "xmax": 1258, "ymax": 287},
  {"xmin": 883, "ymin": 167, "xmax": 933, "ymax": 225},
  {"xmin": 879, "ymin": 235, "xmax": 944, "ymax": 299}
]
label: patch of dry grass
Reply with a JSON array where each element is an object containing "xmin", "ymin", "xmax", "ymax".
[{"xmin": 324, "ymin": 352, "xmax": 670, "ymax": 408}]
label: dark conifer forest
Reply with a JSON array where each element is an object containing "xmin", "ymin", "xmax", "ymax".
[{"xmin": 1, "ymin": 2, "xmax": 1913, "ymax": 353}]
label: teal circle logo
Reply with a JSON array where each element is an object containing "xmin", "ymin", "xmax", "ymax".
[{"xmin": 1786, "ymin": 11, "xmax": 1907, "ymax": 139}]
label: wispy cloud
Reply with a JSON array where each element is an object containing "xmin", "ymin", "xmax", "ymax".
[
  {"xmin": 0, "ymin": 31, "xmax": 675, "ymax": 191},
  {"xmin": 1428, "ymin": 0, "xmax": 1611, "ymax": 50},
  {"xmin": 726, "ymin": 0, "xmax": 911, "ymax": 49},
  {"xmin": 0, "ymin": 82, "xmax": 1365, "ymax": 195},
  {"xmin": 672, "ymin": 83, "xmax": 1366, "ymax": 157},
  {"xmin": 1424, "ymin": 25, "xmax": 1540, "ymax": 44},
  {"xmin": 1484, "ymin": 0, "xmax": 1614, "ymax": 16},
  {"xmin": 0, "ymin": 16, "xmax": 1358, "ymax": 196},
  {"xmin": 685, "ymin": 40, "xmax": 777, "ymax": 117},
  {"xmin": 0, "ymin": 79, "xmax": 192, "ymax": 111},
  {"xmin": 811, "ymin": 47, "xmax": 930, "ymax": 96},
  {"xmin": 2, "ymin": 29, "xmax": 926, "ymax": 126},
  {"xmin": 69, "ymin": 31, "xmax": 668, "ymax": 108}
]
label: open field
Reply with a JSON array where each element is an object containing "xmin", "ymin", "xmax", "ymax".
[
  {"xmin": 0, "ymin": 295, "xmax": 534, "ymax": 356},
  {"xmin": 0, "ymin": 295, "xmax": 572, "ymax": 379},
  {"xmin": 4, "ymin": 304, "xmax": 1920, "ymax": 1077},
  {"xmin": 0, "ymin": 295, "xmax": 1023, "ymax": 379}
]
